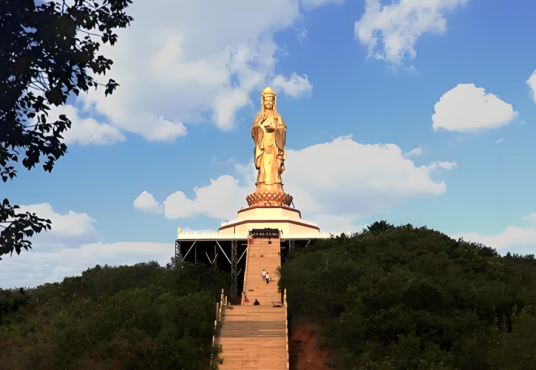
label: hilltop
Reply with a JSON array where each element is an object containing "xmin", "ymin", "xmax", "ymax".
[{"xmin": 280, "ymin": 222, "xmax": 536, "ymax": 370}]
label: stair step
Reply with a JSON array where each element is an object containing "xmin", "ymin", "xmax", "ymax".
[{"xmin": 217, "ymin": 236, "xmax": 288, "ymax": 370}]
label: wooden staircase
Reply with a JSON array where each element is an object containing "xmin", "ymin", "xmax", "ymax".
[
  {"xmin": 216, "ymin": 232, "xmax": 289, "ymax": 369},
  {"xmin": 243, "ymin": 235, "xmax": 282, "ymax": 306}
]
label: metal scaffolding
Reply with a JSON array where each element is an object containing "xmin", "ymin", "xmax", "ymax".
[
  {"xmin": 175, "ymin": 236, "xmax": 315, "ymax": 299},
  {"xmin": 175, "ymin": 240, "xmax": 181, "ymax": 266}
]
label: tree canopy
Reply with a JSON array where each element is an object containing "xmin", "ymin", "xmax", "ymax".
[
  {"xmin": 0, "ymin": 260, "xmax": 229, "ymax": 369},
  {"xmin": 0, "ymin": 0, "xmax": 132, "ymax": 258},
  {"xmin": 279, "ymin": 222, "xmax": 536, "ymax": 370}
]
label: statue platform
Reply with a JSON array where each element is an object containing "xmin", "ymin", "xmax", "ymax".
[
  {"xmin": 175, "ymin": 205, "xmax": 330, "ymax": 299},
  {"xmin": 219, "ymin": 205, "xmax": 321, "ymax": 236}
]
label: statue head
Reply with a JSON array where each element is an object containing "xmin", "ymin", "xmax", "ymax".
[{"xmin": 261, "ymin": 86, "xmax": 276, "ymax": 113}]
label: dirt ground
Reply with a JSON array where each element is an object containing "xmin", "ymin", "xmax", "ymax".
[{"xmin": 289, "ymin": 321, "xmax": 330, "ymax": 370}]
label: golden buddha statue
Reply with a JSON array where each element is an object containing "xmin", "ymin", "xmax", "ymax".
[{"xmin": 246, "ymin": 87, "xmax": 293, "ymax": 207}]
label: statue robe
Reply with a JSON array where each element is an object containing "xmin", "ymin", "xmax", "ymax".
[{"xmin": 251, "ymin": 112, "xmax": 286, "ymax": 187}]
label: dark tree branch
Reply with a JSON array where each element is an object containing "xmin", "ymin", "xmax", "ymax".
[{"xmin": 0, "ymin": 0, "xmax": 133, "ymax": 258}]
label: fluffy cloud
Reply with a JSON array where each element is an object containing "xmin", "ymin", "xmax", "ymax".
[
  {"xmin": 134, "ymin": 191, "xmax": 163, "ymax": 214},
  {"xmin": 355, "ymin": 0, "xmax": 468, "ymax": 66},
  {"xmin": 437, "ymin": 160, "xmax": 458, "ymax": 170},
  {"xmin": 76, "ymin": 0, "xmax": 318, "ymax": 140},
  {"xmin": 451, "ymin": 225, "xmax": 536, "ymax": 256},
  {"xmin": 271, "ymin": 73, "xmax": 312, "ymax": 98},
  {"xmin": 450, "ymin": 213, "xmax": 536, "ymax": 255},
  {"xmin": 0, "ymin": 242, "xmax": 173, "ymax": 289},
  {"xmin": 48, "ymin": 104, "xmax": 126, "ymax": 146},
  {"xmin": 283, "ymin": 136, "xmax": 447, "ymax": 216},
  {"xmin": 432, "ymin": 84, "xmax": 518, "ymax": 132},
  {"xmin": 404, "ymin": 146, "xmax": 424, "ymax": 157},
  {"xmin": 164, "ymin": 176, "xmax": 249, "ymax": 220},
  {"xmin": 17, "ymin": 203, "xmax": 100, "ymax": 245},
  {"xmin": 309, "ymin": 214, "xmax": 367, "ymax": 235},
  {"xmin": 421, "ymin": 160, "xmax": 457, "ymax": 172},
  {"xmin": 523, "ymin": 213, "xmax": 536, "ymax": 224},
  {"xmin": 1, "ymin": 203, "xmax": 173, "ymax": 288},
  {"xmin": 154, "ymin": 135, "xmax": 452, "ymax": 232},
  {"xmin": 527, "ymin": 70, "xmax": 536, "ymax": 103},
  {"xmin": 496, "ymin": 138, "xmax": 504, "ymax": 144}
]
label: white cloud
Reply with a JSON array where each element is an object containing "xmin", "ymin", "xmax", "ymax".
[
  {"xmin": 159, "ymin": 135, "xmax": 451, "ymax": 231},
  {"xmin": 527, "ymin": 69, "xmax": 536, "ymax": 103},
  {"xmin": 311, "ymin": 214, "xmax": 367, "ymax": 235},
  {"xmin": 271, "ymin": 73, "xmax": 313, "ymax": 98},
  {"xmin": 449, "ymin": 213, "xmax": 536, "ymax": 255},
  {"xmin": 421, "ymin": 160, "xmax": 457, "ymax": 172},
  {"xmin": 406, "ymin": 65, "xmax": 420, "ymax": 75},
  {"xmin": 521, "ymin": 121, "xmax": 526, "ymax": 125},
  {"xmin": 134, "ymin": 191, "xmax": 163, "ymax": 214},
  {"xmin": 437, "ymin": 160, "xmax": 458, "ymax": 170},
  {"xmin": 404, "ymin": 145, "xmax": 424, "ymax": 157},
  {"xmin": 355, "ymin": 0, "xmax": 468, "ymax": 66},
  {"xmin": 283, "ymin": 136, "xmax": 447, "ymax": 216},
  {"xmin": 451, "ymin": 226, "xmax": 536, "ymax": 256},
  {"xmin": 164, "ymin": 175, "xmax": 250, "ymax": 220},
  {"xmin": 76, "ymin": 0, "xmax": 318, "ymax": 139},
  {"xmin": 523, "ymin": 213, "xmax": 536, "ymax": 224},
  {"xmin": 48, "ymin": 104, "xmax": 126, "ymax": 146},
  {"xmin": 296, "ymin": 27, "xmax": 308, "ymax": 46},
  {"xmin": 17, "ymin": 203, "xmax": 100, "ymax": 245},
  {"xmin": 234, "ymin": 161, "xmax": 257, "ymax": 188},
  {"xmin": 1, "ymin": 203, "xmax": 173, "ymax": 288},
  {"xmin": 0, "ymin": 242, "xmax": 173, "ymax": 289},
  {"xmin": 300, "ymin": 0, "xmax": 344, "ymax": 11},
  {"xmin": 496, "ymin": 138, "xmax": 504, "ymax": 144},
  {"xmin": 432, "ymin": 84, "xmax": 518, "ymax": 132}
]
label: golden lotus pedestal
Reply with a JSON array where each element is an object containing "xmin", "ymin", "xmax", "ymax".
[{"xmin": 246, "ymin": 191, "xmax": 293, "ymax": 207}]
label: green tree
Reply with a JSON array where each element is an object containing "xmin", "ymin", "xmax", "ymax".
[
  {"xmin": 280, "ymin": 223, "xmax": 536, "ymax": 370},
  {"xmin": 0, "ymin": 261, "xmax": 230, "ymax": 369},
  {"xmin": 0, "ymin": 0, "xmax": 133, "ymax": 258}
]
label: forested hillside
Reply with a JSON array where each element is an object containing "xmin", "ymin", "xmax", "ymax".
[
  {"xmin": 0, "ymin": 261, "xmax": 228, "ymax": 370},
  {"xmin": 280, "ymin": 222, "xmax": 536, "ymax": 370},
  {"xmin": 3, "ymin": 223, "xmax": 536, "ymax": 370}
]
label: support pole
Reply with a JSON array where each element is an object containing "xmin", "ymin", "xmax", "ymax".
[
  {"xmin": 216, "ymin": 241, "xmax": 231, "ymax": 264},
  {"xmin": 289, "ymin": 240, "xmax": 295, "ymax": 254},
  {"xmin": 182, "ymin": 241, "xmax": 196, "ymax": 261},
  {"xmin": 175, "ymin": 240, "xmax": 181, "ymax": 268},
  {"xmin": 231, "ymin": 239, "xmax": 238, "ymax": 299},
  {"xmin": 238, "ymin": 247, "xmax": 248, "ymax": 264}
]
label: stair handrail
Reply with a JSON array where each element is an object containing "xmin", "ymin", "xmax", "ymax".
[
  {"xmin": 241, "ymin": 236, "xmax": 252, "ymax": 305},
  {"xmin": 284, "ymin": 288, "xmax": 289, "ymax": 368},
  {"xmin": 210, "ymin": 289, "xmax": 227, "ymax": 367}
]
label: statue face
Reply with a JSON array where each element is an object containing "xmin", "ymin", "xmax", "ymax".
[{"xmin": 263, "ymin": 95, "xmax": 274, "ymax": 110}]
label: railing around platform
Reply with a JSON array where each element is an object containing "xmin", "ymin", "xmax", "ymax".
[
  {"xmin": 284, "ymin": 288, "xmax": 289, "ymax": 369},
  {"xmin": 220, "ymin": 216, "xmax": 320, "ymax": 227},
  {"xmin": 180, "ymin": 231, "xmax": 219, "ymax": 235},
  {"xmin": 210, "ymin": 289, "xmax": 227, "ymax": 368}
]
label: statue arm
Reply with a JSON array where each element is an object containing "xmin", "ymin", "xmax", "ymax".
[
  {"xmin": 251, "ymin": 114, "xmax": 264, "ymax": 168},
  {"xmin": 275, "ymin": 115, "xmax": 286, "ymax": 157}
]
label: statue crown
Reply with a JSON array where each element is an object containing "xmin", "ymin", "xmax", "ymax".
[{"xmin": 261, "ymin": 86, "xmax": 275, "ymax": 96}]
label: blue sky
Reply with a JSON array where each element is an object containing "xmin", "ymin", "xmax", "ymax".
[{"xmin": 3, "ymin": 0, "xmax": 536, "ymax": 288}]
